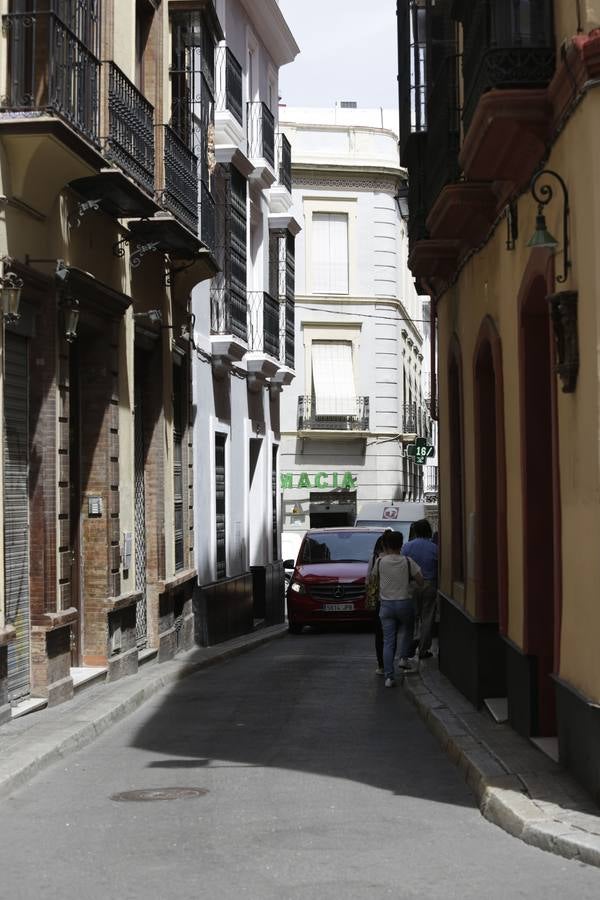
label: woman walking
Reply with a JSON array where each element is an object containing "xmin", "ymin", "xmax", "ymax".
[
  {"xmin": 376, "ymin": 530, "xmax": 424, "ymax": 687},
  {"xmin": 366, "ymin": 534, "xmax": 386, "ymax": 675}
]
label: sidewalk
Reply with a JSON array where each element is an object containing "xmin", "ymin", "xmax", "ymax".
[
  {"xmin": 401, "ymin": 655, "xmax": 600, "ymax": 868},
  {"xmin": 0, "ymin": 624, "xmax": 287, "ymax": 802}
]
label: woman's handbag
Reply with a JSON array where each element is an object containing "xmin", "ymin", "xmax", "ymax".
[{"xmin": 365, "ymin": 558, "xmax": 381, "ymax": 609}]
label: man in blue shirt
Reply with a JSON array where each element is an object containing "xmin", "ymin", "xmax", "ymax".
[{"xmin": 402, "ymin": 519, "xmax": 438, "ymax": 659}]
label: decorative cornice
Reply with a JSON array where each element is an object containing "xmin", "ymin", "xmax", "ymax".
[
  {"xmin": 292, "ymin": 173, "xmax": 399, "ymax": 194},
  {"xmin": 238, "ymin": 0, "xmax": 299, "ymax": 67}
]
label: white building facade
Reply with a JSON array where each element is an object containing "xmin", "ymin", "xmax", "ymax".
[
  {"xmin": 191, "ymin": 0, "xmax": 299, "ymax": 644},
  {"xmin": 278, "ymin": 106, "xmax": 435, "ymax": 546}
]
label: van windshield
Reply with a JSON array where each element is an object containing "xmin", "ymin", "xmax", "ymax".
[
  {"xmin": 300, "ymin": 531, "xmax": 382, "ymax": 564},
  {"xmin": 355, "ymin": 520, "xmax": 413, "ymax": 540}
]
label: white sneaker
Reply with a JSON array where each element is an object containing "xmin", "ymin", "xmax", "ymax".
[
  {"xmin": 375, "ymin": 667, "xmax": 385, "ymax": 676},
  {"xmin": 384, "ymin": 677, "xmax": 395, "ymax": 688},
  {"xmin": 398, "ymin": 658, "xmax": 417, "ymax": 672}
]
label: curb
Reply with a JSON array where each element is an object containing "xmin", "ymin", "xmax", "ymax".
[
  {"xmin": 0, "ymin": 624, "xmax": 287, "ymax": 801},
  {"xmin": 401, "ymin": 671, "xmax": 600, "ymax": 868}
]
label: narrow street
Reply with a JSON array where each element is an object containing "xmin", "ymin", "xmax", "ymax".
[{"xmin": 1, "ymin": 632, "xmax": 598, "ymax": 900}]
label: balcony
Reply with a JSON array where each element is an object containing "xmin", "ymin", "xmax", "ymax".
[
  {"xmin": 247, "ymin": 101, "xmax": 275, "ymax": 187},
  {"xmin": 277, "ymin": 133, "xmax": 292, "ymax": 193},
  {"xmin": 215, "ymin": 45, "xmax": 243, "ymax": 127},
  {"xmin": 297, "ymin": 396, "xmax": 370, "ymax": 434},
  {"xmin": 157, "ymin": 124, "xmax": 198, "ymax": 234},
  {"xmin": 1, "ymin": 9, "xmax": 100, "ymax": 146},
  {"xmin": 247, "ymin": 291, "xmax": 279, "ymax": 359},
  {"xmin": 284, "ymin": 296, "xmax": 294, "ymax": 369},
  {"xmin": 424, "ymin": 53, "xmax": 461, "ymax": 216},
  {"xmin": 424, "ymin": 465, "xmax": 439, "ymax": 501},
  {"xmin": 244, "ymin": 291, "xmax": 280, "ymax": 385},
  {"xmin": 210, "ymin": 288, "xmax": 247, "ymax": 343},
  {"xmin": 459, "ymin": 0, "xmax": 555, "ymax": 131},
  {"xmin": 102, "ymin": 62, "xmax": 154, "ymax": 197},
  {"xmin": 402, "ymin": 401, "xmax": 432, "ymax": 440},
  {"xmin": 209, "ymin": 287, "xmax": 248, "ymax": 373},
  {"xmin": 200, "ymin": 179, "xmax": 215, "ymax": 253}
]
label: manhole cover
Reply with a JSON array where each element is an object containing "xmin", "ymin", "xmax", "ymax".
[{"xmin": 110, "ymin": 787, "xmax": 209, "ymax": 802}]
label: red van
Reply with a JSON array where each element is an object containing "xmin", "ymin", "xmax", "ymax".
[{"xmin": 285, "ymin": 527, "xmax": 385, "ymax": 633}]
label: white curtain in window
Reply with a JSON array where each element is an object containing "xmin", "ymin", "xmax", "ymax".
[
  {"xmin": 312, "ymin": 341, "xmax": 356, "ymax": 415},
  {"xmin": 312, "ymin": 213, "xmax": 349, "ymax": 294}
]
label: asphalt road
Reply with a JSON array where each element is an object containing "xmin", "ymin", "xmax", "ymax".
[{"xmin": 1, "ymin": 630, "xmax": 599, "ymax": 899}]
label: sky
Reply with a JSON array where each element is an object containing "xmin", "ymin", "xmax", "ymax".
[{"xmin": 278, "ymin": 0, "xmax": 398, "ymax": 110}]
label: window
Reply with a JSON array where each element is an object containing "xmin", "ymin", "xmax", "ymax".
[
  {"xmin": 311, "ymin": 212, "xmax": 349, "ymax": 294},
  {"xmin": 311, "ymin": 341, "xmax": 356, "ymax": 416}
]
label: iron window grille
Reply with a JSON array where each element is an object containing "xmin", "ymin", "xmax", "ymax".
[{"xmin": 210, "ymin": 164, "xmax": 247, "ymax": 341}]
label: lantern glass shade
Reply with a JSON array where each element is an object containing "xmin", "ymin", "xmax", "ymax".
[
  {"xmin": 1, "ymin": 276, "xmax": 22, "ymax": 322},
  {"xmin": 527, "ymin": 212, "xmax": 559, "ymax": 250},
  {"xmin": 64, "ymin": 305, "xmax": 80, "ymax": 342}
]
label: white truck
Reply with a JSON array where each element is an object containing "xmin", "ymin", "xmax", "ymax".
[{"xmin": 354, "ymin": 501, "xmax": 438, "ymax": 540}]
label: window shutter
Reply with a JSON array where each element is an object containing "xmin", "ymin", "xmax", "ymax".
[{"xmin": 311, "ymin": 341, "xmax": 356, "ymax": 415}]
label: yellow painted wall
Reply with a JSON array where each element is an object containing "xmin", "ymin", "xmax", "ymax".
[{"xmin": 438, "ymin": 79, "xmax": 600, "ymax": 702}]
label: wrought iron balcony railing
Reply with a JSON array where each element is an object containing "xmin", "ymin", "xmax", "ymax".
[
  {"xmin": 424, "ymin": 465, "xmax": 439, "ymax": 497},
  {"xmin": 1, "ymin": 10, "xmax": 100, "ymax": 146},
  {"xmin": 214, "ymin": 45, "xmax": 243, "ymax": 126},
  {"xmin": 210, "ymin": 288, "xmax": 248, "ymax": 343},
  {"xmin": 157, "ymin": 124, "xmax": 198, "ymax": 234},
  {"xmin": 460, "ymin": 0, "xmax": 555, "ymax": 130},
  {"xmin": 425, "ymin": 52, "xmax": 461, "ymax": 214},
  {"xmin": 247, "ymin": 291, "xmax": 279, "ymax": 358},
  {"xmin": 200, "ymin": 179, "xmax": 215, "ymax": 252},
  {"xmin": 102, "ymin": 62, "xmax": 154, "ymax": 196},
  {"xmin": 276, "ymin": 132, "xmax": 292, "ymax": 192},
  {"xmin": 406, "ymin": 133, "xmax": 428, "ymax": 247},
  {"xmin": 297, "ymin": 396, "xmax": 370, "ymax": 432},
  {"xmin": 247, "ymin": 101, "xmax": 275, "ymax": 168},
  {"xmin": 402, "ymin": 401, "xmax": 432, "ymax": 439}
]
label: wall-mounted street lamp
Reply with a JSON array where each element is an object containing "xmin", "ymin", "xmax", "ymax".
[
  {"xmin": 134, "ymin": 308, "xmax": 162, "ymax": 324},
  {"xmin": 527, "ymin": 168, "xmax": 571, "ymax": 284},
  {"xmin": 62, "ymin": 300, "xmax": 80, "ymax": 343},
  {"xmin": 0, "ymin": 266, "xmax": 23, "ymax": 323},
  {"xmin": 528, "ymin": 169, "xmax": 578, "ymax": 392}
]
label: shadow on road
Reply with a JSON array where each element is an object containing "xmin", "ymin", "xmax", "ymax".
[{"xmin": 130, "ymin": 629, "xmax": 472, "ymax": 808}]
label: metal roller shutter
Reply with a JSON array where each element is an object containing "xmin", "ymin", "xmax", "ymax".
[
  {"xmin": 4, "ymin": 333, "xmax": 30, "ymax": 702},
  {"xmin": 215, "ymin": 434, "xmax": 226, "ymax": 579}
]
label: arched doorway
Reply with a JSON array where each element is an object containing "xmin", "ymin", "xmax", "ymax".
[
  {"xmin": 520, "ymin": 271, "xmax": 559, "ymax": 737},
  {"xmin": 473, "ymin": 319, "xmax": 507, "ymax": 630},
  {"xmin": 448, "ymin": 337, "xmax": 465, "ymax": 586}
]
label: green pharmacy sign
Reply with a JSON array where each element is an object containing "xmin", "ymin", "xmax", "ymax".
[
  {"xmin": 406, "ymin": 437, "xmax": 435, "ymax": 466},
  {"xmin": 280, "ymin": 472, "xmax": 358, "ymax": 491}
]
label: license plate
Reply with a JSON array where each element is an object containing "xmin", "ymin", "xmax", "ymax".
[{"xmin": 323, "ymin": 603, "xmax": 354, "ymax": 612}]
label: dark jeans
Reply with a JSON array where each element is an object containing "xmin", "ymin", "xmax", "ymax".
[{"xmin": 414, "ymin": 580, "xmax": 438, "ymax": 654}]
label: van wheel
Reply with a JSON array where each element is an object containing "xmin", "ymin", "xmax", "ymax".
[{"xmin": 288, "ymin": 622, "xmax": 303, "ymax": 635}]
